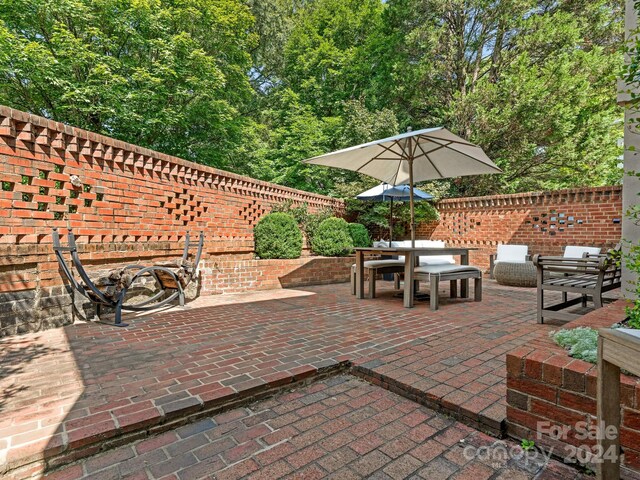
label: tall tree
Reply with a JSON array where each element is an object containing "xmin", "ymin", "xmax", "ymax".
[
  {"xmin": 0, "ymin": 0, "xmax": 624, "ymax": 197},
  {"xmin": 0, "ymin": 0, "xmax": 256, "ymax": 170},
  {"xmin": 360, "ymin": 0, "xmax": 624, "ymax": 195}
]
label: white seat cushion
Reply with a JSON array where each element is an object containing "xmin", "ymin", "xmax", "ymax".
[
  {"xmin": 414, "ymin": 264, "xmax": 481, "ymax": 277},
  {"xmin": 415, "ymin": 264, "xmax": 481, "ymax": 274},
  {"xmin": 495, "ymin": 244, "xmax": 528, "ymax": 264},
  {"xmin": 352, "ymin": 260, "xmax": 405, "ymax": 269},
  {"xmin": 563, "ymin": 246, "xmax": 601, "ymax": 258}
]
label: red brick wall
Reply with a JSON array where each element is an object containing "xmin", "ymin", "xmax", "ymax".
[
  {"xmin": 201, "ymin": 256, "xmax": 353, "ymax": 294},
  {"xmin": 417, "ymin": 187, "xmax": 623, "ymax": 270},
  {"xmin": 0, "ymin": 106, "xmax": 344, "ymax": 336},
  {"xmin": 506, "ymin": 302, "xmax": 640, "ymax": 477}
]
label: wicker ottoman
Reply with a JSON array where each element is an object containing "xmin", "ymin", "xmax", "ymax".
[{"xmin": 493, "ymin": 261, "xmax": 537, "ymax": 287}]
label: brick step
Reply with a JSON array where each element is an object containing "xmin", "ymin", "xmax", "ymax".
[
  {"xmin": 2, "ymin": 360, "xmax": 350, "ymax": 479},
  {"xmin": 352, "ymin": 362, "xmax": 506, "ymax": 438}
]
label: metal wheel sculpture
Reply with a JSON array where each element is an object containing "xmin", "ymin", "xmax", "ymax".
[{"xmin": 53, "ymin": 228, "xmax": 204, "ymax": 326}]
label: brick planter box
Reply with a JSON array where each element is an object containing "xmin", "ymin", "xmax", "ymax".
[
  {"xmin": 506, "ymin": 300, "xmax": 640, "ymax": 477},
  {"xmin": 200, "ymin": 255, "xmax": 354, "ymax": 295}
]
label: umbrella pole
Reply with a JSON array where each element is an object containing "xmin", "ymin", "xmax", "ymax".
[
  {"xmin": 409, "ymin": 158, "xmax": 416, "ymax": 247},
  {"xmin": 389, "ymin": 198, "xmax": 393, "ymax": 243}
]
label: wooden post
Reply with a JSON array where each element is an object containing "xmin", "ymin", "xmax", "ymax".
[
  {"xmin": 536, "ymin": 258, "xmax": 544, "ymax": 324},
  {"xmin": 408, "ymin": 158, "xmax": 416, "ymax": 248},
  {"xmin": 389, "ymin": 197, "xmax": 393, "ymax": 243},
  {"xmin": 403, "ymin": 251, "xmax": 415, "ymax": 308},
  {"xmin": 597, "ymin": 334, "xmax": 621, "ymax": 480}
]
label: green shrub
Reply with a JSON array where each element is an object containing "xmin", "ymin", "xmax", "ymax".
[
  {"xmin": 311, "ymin": 217, "xmax": 354, "ymax": 256},
  {"xmin": 271, "ymin": 200, "xmax": 335, "ymax": 245},
  {"xmin": 304, "ymin": 208, "xmax": 334, "ymax": 244},
  {"xmin": 348, "ymin": 223, "xmax": 371, "ymax": 248},
  {"xmin": 254, "ymin": 213, "xmax": 303, "ymax": 259},
  {"xmin": 270, "ymin": 199, "xmax": 309, "ymax": 226},
  {"xmin": 551, "ymin": 327, "xmax": 598, "ymax": 363}
]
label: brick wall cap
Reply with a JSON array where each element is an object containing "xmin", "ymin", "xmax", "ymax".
[
  {"xmin": 437, "ymin": 185, "xmax": 622, "ymax": 208},
  {"xmin": 0, "ymin": 105, "xmax": 342, "ymax": 205}
]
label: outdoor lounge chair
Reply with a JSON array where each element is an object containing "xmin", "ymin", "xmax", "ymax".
[
  {"xmin": 413, "ymin": 264, "xmax": 482, "ymax": 311},
  {"xmin": 489, "ymin": 245, "xmax": 536, "ymax": 287},
  {"xmin": 489, "ymin": 244, "xmax": 529, "ymax": 278},
  {"xmin": 53, "ymin": 228, "xmax": 204, "ymax": 326},
  {"xmin": 533, "ymin": 246, "xmax": 621, "ymax": 324}
]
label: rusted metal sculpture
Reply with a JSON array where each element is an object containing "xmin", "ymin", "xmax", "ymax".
[{"xmin": 53, "ymin": 228, "xmax": 204, "ymax": 326}]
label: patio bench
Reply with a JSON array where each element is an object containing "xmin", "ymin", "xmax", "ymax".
[
  {"xmin": 533, "ymin": 250, "xmax": 621, "ymax": 324},
  {"xmin": 413, "ymin": 264, "xmax": 482, "ymax": 311},
  {"xmin": 350, "ymin": 260, "xmax": 405, "ymax": 298},
  {"xmin": 53, "ymin": 228, "xmax": 204, "ymax": 326}
]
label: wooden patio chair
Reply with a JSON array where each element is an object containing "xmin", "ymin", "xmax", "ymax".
[{"xmin": 533, "ymin": 247, "xmax": 621, "ymax": 324}]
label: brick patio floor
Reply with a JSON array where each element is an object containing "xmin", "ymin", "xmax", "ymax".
[
  {"xmin": 0, "ymin": 280, "xmax": 599, "ymax": 477},
  {"xmin": 42, "ymin": 376, "xmax": 587, "ymax": 480}
]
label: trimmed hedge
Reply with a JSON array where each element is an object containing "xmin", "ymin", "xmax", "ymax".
[
  {"xmin": 254, "ymin": 212, "xmax": 303, "ymax": 259},
  {"xmin": 348, "ymin": 223, "xmax": 371, "ymax": 248},
  {"xmin": 311, "ymin": 217, "xmax": 354, "ymax": 256}
]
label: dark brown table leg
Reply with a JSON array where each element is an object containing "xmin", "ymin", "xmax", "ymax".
[
  {"xmin": 356, "ymin": 250, "xmax": 365, "ymax": 299},
  {"xmin": 460, "ymin": 251, "xmax": 469, "ymax": 298}
]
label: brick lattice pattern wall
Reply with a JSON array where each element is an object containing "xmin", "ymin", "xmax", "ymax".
[
  {"xmin": 417, "ymin": 186, "xmax": 623, "ymax": 270},
  {"xmin": 0, "ymin": 104, "xmax": 624, "ymax": 337},
  {"xmin": 0, "ymin": 106, "xmax": 345, "ymax": 336}
]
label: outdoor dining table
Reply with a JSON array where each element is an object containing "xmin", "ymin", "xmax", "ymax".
[{"xmin": 354, "ymin": 246, "xmax": 476, "ymax": 308}]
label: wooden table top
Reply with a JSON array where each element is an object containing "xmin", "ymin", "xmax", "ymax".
[{"xmin": 355, "ymin": 246, "xmax": 478, "ymax": 254}]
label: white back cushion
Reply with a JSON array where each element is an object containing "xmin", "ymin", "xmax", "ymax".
[
  {"xmin": 496, "ymin": 244, "xmax": 528, "ymax": 263},
  {"xmin": 390, "ymin": 240, "xmax": 411, "ymax": 248},
  {"xmin": 391, "ymin": 240, "xmax": 455, "ymax": 265},
  {"xmin": 564, "ymin": 246, "xmax": 601, "ymax": 258},
  {"xmin": 373, "ymin": 240, "xmax": 389, "ymax": 248}
]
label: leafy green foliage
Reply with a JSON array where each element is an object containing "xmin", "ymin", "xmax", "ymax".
[
  {"xmin": 311, "ymin": 217, "xmax": 354, "ymax": 256},
  {"xmin": 304, "ymin": 209, "xmax": 336, "ymax": 245},
  {"xmin": 0, "ymin": 0, "xmax": 624, "ymax": 198},
  {"xmin": 270, "ymin": 199, "xmax": 335, "ymax": 245},
  {"xmin": 0, "ymin": 0, "xmax": 256, "ymax": 171},
  {"xmin": 258, "ymin": 0, "xmax": 623, "ymax": 196},
  {"xmin": 551, "ymin": 327, "xmax": 599, "ymax": 363},
  {"xmin": 345, "ymin": 196, "xmax": 440, "ymax": 239},
  {"xmin": 521, "ymin": 439, "xmax": 535, "ymax": 451},
  {"xmin": 254, "ymin": 213, "xmax": 302, "ymax": 259},
  {"xmin": 624, "ymin": 176, "xmax": 640, "ymax": 328},
  {"xmin": 271, "ymin": 199, "xmax": 310, "ymax": 227},
  {"xmin": 348, "ymin": 223, "xmax": 371, "ymax": 248}
]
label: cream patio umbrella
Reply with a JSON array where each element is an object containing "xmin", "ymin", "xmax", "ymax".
[{"xmin": 303, "ymin": 127, "xmax": 502, "ymax": 246}]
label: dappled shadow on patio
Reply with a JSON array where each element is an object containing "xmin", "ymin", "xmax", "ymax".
[{"xmin": 0, "ymin": 279, "xmax": 605, "ymax": 477}]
